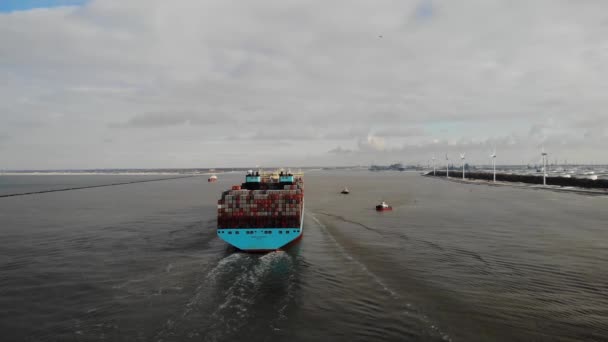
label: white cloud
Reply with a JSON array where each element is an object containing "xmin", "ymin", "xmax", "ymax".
[
  {"xmin": 1, "ymin": 0, "xmax": 608, "ymax": 168},
  {"xmin": 358, "ymin": 134, "xmax": 386, "ymax": 152}
]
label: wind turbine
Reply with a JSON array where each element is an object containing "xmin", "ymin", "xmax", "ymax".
[
  {"xmin": 460, "ymin": 153, "xmax": 466, "ymax": 180},
  {"xmin": 490, "ymin": 149, "xmax": 497, "ymax": 182},
  {"xmin": 445, "ymin": 153, "xmax": 449, "ymax": 178},
  {"xmin": 541, "ymin": 147, "xmax": 548, "ymax": 186},
  {"xmin": 432, "ymin": 155, "xmax": 436, "ymax": 176}
]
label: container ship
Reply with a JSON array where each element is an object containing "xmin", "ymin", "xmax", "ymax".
[{"xmin": 216, "ymin": 170, "xmax": 304, "ymax": 252}]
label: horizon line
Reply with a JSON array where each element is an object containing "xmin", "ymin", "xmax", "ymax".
[{"xmin": 2, "ymin": 164, "xmax": 608, "ymax": 172}]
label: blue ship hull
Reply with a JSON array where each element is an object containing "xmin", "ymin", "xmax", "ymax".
[{"xmin": 217, "ymin": 206, "xmax": 304, "ymax": 252}]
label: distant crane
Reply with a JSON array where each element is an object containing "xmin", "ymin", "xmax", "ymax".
[
  {"xmin": 490, "ymin": 149, "xmax": 497, "ymax": 182},
  {"xmin": 432, "ymin": 155, "xmax": 436, "ymax": 176},
  {"xmin": 460, "ymin": 153, "xmax": 466, "ymax": 180},
  {"xmin": 541, "ymin": 147, "xmax": 548, "ymax": 186},
  {"xmin": 445, "ymin": 153, "xmax": 449, "ymax": 178}
]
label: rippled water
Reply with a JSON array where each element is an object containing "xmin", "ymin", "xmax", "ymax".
[{"xmin": 1, "ymin": 171, "xmax": 607, "ymax": 341}]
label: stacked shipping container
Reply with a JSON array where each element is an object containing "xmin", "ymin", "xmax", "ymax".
[{"xmin": 217, "ymin": 184, "xmax": 304, "ymax": 229}]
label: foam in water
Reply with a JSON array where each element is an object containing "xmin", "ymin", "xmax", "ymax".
[
  {"xmin": 154, "ymin": 250, "xmax": 296, "ymax": 341},
  {"xmin": 204, "ymin": 251, "xmax": 294, "ymax": 341},
  {"xmin": 153, "ymin": 253, "xmax": 247, "ymax": 340}
]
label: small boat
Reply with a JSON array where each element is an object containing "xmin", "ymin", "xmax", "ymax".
[
  {"xmin": 208, "ymin": 175, "xmax": 218, "ymax": 182},
  {"xmin": 375, "ymin": 201, "xmax": 392, "ymax": 211},
  {"xmin": 341, "ymin": 187, "xmax": 350, "ymax": 194}
]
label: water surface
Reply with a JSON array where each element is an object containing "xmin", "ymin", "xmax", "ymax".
[{"xmin": 1, "ymin": 171, "xmax": 607, "ymax": 341}]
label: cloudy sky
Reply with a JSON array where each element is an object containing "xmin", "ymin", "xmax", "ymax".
[{"xmin": 1, "ymin": 0, "xmax": 607, "ymax": 169}]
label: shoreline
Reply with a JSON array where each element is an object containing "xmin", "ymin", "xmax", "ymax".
[{"xmin": 424, "ymin": 174, "xmax": 608, "ymax": 196}]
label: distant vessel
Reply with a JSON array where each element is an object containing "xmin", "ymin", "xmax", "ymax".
[
  {"xmin": 216, "ymin": 170, "xmax": 304, "ymax": 252},
  {"xmin": 208, "ymin": 175, "xmax": 218, "ymax": 182},
  {"xmin": 589, "ymin": 175, "xmax": 598, "ymax": 181},
  {"xmin": 376, "ymin": 201, "xmax": 392, "ymax": 211},
  {"xmin": 341, "ymin": 187, "xmax": 350, "ymax": 194}
]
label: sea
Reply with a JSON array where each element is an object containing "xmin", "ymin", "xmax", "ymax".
[{"xmin": 1, "ymin": 171, "xmax": 607, "ymax": 342}]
